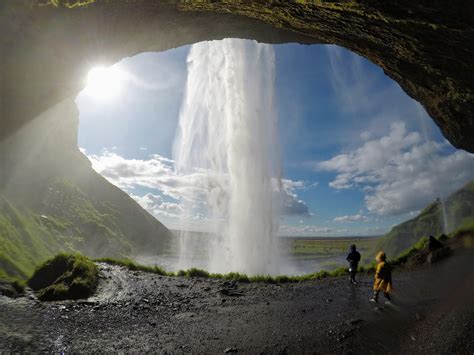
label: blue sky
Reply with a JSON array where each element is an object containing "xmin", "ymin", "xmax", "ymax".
[{"xmin": 76, "ymin": 41, "xmax": 474, "ymax": 236}]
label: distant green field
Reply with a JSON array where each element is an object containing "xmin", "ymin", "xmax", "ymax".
[{"xmin": 281, "ymin": 237, "xmax": 379, "ymax": 269}]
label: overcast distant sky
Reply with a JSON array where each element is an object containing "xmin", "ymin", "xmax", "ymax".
[{"xmin": 76, "ymin": 41, "xmax": 474, "ymax": 236}]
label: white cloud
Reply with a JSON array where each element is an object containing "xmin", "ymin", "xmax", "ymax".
[
  {"xmin": 83, "ymin": 150, "xmax": 315, "ymax": 220},
  {"xmin": 315, "ymin": 122, "xmax": 474, "ymax": 216},
  {"xmin": 131, "ymin": 193, "xmax": 185, "ymax": 219},
  {"xmin": 86, "ymin": 151, "xmax": 209, "ymax": 204},
  {"xmin": 281, "ymin": 179, "xmax": 313, "ymax": 216},
  {"xmin": 333, "ymin": 212, "xmax": 368, "ymax": 223}
]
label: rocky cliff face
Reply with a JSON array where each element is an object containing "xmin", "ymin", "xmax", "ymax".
[{"xmin": 1, "ymin": 0, "xmax": 473, "ymax": 151}]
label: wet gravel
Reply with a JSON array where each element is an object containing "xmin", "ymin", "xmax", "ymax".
[{"xmin": 1, "ymin": 248, "xmax": 473, "ymax": 354}]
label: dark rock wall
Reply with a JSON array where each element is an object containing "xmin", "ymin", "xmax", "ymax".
[{"xmin": 1, "ymin": 0, "xmax": 473, "ymax": 150}]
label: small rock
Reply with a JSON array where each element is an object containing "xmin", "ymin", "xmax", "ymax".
[
  {"xmin": 149, "ymin": 320, "xmax": 157, "ymax": 327},
  {"xmin": 224, "ymin": 347, "xmax": 238, "ymax": 353},
  {"xmin": 346, "ymin": 318, "xmax": 363, "ymax": 326}
]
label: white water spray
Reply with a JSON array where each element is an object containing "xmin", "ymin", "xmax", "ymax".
[
  {"xmin": 439, "ymin": 197, "xmax": 450, "ymax": 234},
  {"xmin": 173, "ymin": 39, "xmax": 282, "ymax": 275},
  {"xmin": 415, "ymin": 103, "xmax": 450, "ymax": 234}
]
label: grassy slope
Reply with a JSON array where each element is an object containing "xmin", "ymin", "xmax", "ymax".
[
  {"xmin": 375, "ymin": 180, "xmax": 474, "ymax": 259},
  {"xmin": 0, "ymin": 179, "xmax": 138, "ymax": 279}
]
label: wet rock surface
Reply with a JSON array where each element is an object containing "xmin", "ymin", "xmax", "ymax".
[{"xmin": 1, "ymin": 250, "xmax": 473, "ymax": 353}]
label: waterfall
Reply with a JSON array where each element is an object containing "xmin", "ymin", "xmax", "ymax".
[
  {"xmin": 173, "ymin": 39, "xmax": 282, "ymax": 275},
  {"xmin": 439, "ymin": 197, "xmax": 450, "ymax": 234},
  {"xmin": 415, "ymin": 103, "xmax": 451, "ymax": 235}
]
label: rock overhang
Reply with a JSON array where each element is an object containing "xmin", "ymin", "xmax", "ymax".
[{"xmin": 1, "ymin": 0, "xmax": 473, "ymax": 151}]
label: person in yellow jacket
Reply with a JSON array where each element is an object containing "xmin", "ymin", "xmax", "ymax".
[{"xmin": 369, "ymin": 251, "xmax": 393, "ymax": 304}]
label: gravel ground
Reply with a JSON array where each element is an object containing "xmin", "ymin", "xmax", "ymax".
[{"xmin": 1, "ymin": 246, "xmax": 473, "ymax": 354}]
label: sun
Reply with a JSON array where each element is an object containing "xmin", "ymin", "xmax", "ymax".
[{"xmin": 83, "ymin": 66, "xmax": 124, "ymax": 100}]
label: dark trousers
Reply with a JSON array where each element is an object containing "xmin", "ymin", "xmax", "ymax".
[
  {"xmin": 349, "ymin": 268, "xmax": 357, "ymax": 282},
  {"xmin": 373, "ymin": 289, "xmax": 391, "ymax": 301}
]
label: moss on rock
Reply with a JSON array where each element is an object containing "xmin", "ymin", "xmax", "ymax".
[{"xmin": 28, "ymin": 253, "xmax": 99, "ymax": 301}]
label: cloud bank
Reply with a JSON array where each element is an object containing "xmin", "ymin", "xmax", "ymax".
[
  {"xmin": 83, "ymin": 150, "xmax": 314, "ymax": 222},
  {"xmin": 316, "ymin": 122, "xmax": 474, "ymax": 216}
]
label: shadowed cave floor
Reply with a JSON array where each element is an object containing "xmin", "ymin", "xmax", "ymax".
[{"xmin": 1, "ymin": 247, "xmax": 473, "ymax": 354}]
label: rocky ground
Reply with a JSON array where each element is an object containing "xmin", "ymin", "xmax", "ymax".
[{"xmin": 1, "ymin": 245, "xmax": 473, "ymax": 354}]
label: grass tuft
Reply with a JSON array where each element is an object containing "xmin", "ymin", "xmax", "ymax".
[
  {"xmin": 95, "ymin": 257, "xmax": 168, "ymax": 276},
  {"xmin": 184, "ymin": 268, "xmax": 210, "ymax": 278},
  {"xmin": 28, "ymin": 253, "xmax": 98, "ymax": 301}
]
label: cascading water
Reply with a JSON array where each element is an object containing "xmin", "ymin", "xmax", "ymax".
[
  {"xmin": 173, "ymin": 39, "xmax": 282, "ymax": 275},
  {"xmin": 439, "ymin": 197, "xmax": 450, "ymax": 234}
]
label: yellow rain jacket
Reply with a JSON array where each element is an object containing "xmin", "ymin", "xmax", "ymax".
[{"xmin": 373, "ymin": 261, "xmax": 393, "ymax": 293}]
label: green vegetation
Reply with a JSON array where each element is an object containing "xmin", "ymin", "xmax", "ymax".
[
  {"xmin": 0, "ymin": 196, "xmax": 68, "ymax": 279},
  {"xmin": 97, "ymin": 257, "xmax": 351, "ymax": 283},
  {"xmin": 391, "ymin": 236, "xmax": 429, "ymax": 266},
  {"xmin": 375, "ymin": 180, "xmax": 474, "ymax": 259},
  {"xmin": 0, "ymin": 177, "xmax": 167, "ymax": 279},
  {"xmin": 0, "ymin": 270, "xmax": 26, "ymax": 297},
  {"xmin": 28, "ymin": 253, "xmax": 99, "ymax": 301},
  {"xmin": 95, "ymin": 257, "xmax": 168, "ymax": 276},
  {"xmin": 42, "ymin": 0, "xmax": 96, "ymax": 8},
  {"xmin": 449, "ymin": 217, "xmax": 474, "ymax": 239},
  {"xmin": 117, "ymin": 218, "xmax": 473, "ymax": 281},
  {"xmin": 15, "ymin": 220, "xmax": 469, "ymax": 301},
  {"xmin": 287, "ymin": 237, "xmax": 378, "ymax": 268}
]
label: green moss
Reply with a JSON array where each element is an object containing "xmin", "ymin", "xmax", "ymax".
[
  {"xmin": 28, "ymin": 253, "xmax": 99, "ymax": 301},
  {"xmin": 184, "ymin": 268, "xmax": 210, "ymax": 278},
  {"xmin": 220, "ymin": 272, "xmax": 250, "ymax": 283}
]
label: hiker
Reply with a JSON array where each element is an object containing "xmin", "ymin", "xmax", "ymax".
[
  {"xmin": 370, "ymin": 251, "xmax": 393, "ymax": 304},
  {"xmin": 346, "ymin": 244, "xmax": 361, "ymax": 285}
]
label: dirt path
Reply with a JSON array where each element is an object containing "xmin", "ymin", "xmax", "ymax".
[{"xmin": 1, "ymin": 248, "xmax": 473, "ymax": 353}]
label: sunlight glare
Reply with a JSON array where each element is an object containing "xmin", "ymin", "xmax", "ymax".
[{"xmin": 84, "ymin": 66, "xmax": 124, "ymax": 100}]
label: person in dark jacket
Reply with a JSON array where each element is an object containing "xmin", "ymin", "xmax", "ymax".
[{"xmin": 346, "ymin": 244, "xmax": 361, "ymax": 285}]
